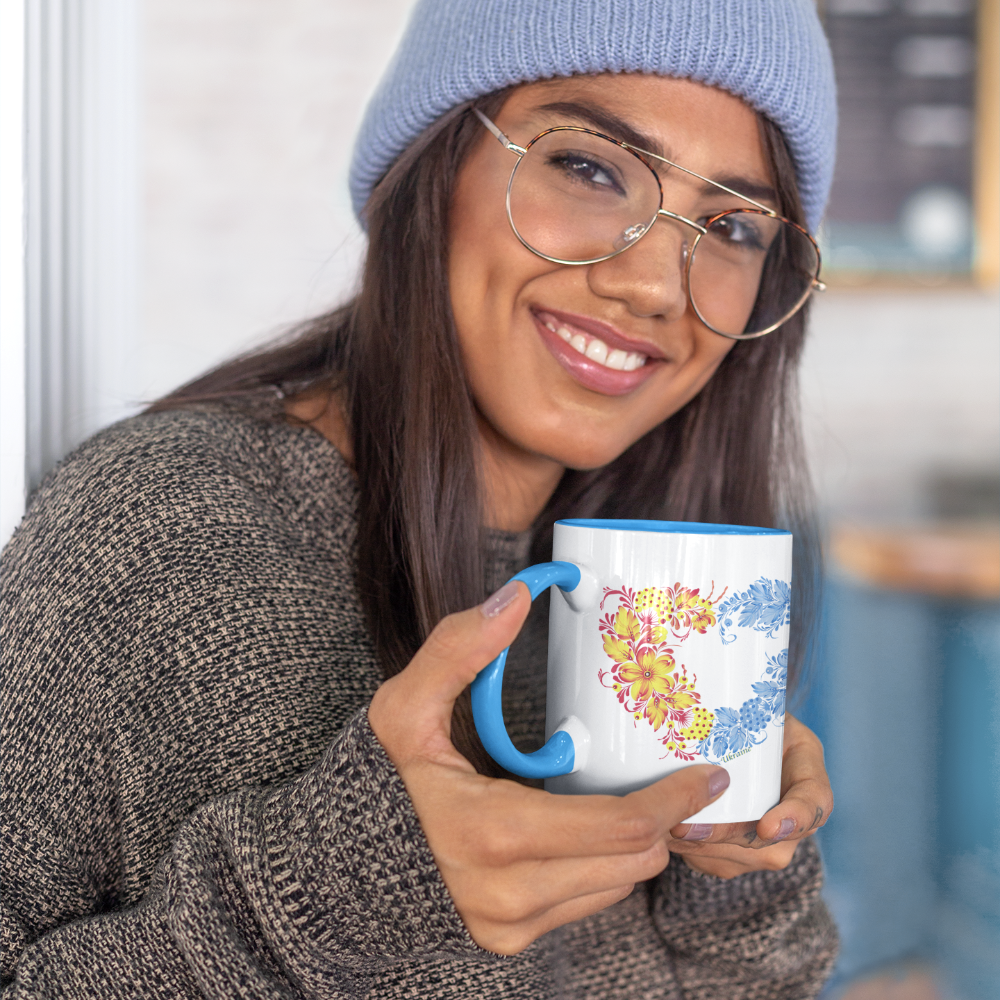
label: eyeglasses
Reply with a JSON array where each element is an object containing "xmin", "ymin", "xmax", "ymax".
[{"xmin": 475, "ymin": 109, "xmax": 825, "ymax": 340}]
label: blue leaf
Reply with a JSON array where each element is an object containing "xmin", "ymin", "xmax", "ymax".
[
  {"xmin": 759, "ymin": 605, "xmax": 785, "ymax": 627},
  {"xmin": 711, "ymin": 731, "xmax": 730, "ymax": 757},
  {"xmin": 729, "ymin": 727, "xmax": 748, "ymax": 752},
  {"xmin": 716, "ymin": 706, "xmax": 740, "ymax": 727},
  {"xmin": 752, "ymin": 681, "xmax": 778, "ymax": 697}
]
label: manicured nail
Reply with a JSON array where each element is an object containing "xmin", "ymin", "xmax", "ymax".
[
  {"xmin": 708, "ymin": 768, "xmax": 730, "ymax": 798},
  {"xmin": 683, "ymin": 824, "xmax": 712, "ymax": 841},
  {"xmin": 480, "ymin": 580, "xmax": 520, "ymax": 618},
  {"xmin": 773, "ymin": 818, "xmax": 797, "ymax": 842}
]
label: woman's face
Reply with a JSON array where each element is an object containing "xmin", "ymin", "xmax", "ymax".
[{"xmin": 449, "ymin": 74, "xmax": 774, "ymax": 476}]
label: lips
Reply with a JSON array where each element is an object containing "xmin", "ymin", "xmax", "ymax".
[{"xmin": 531, "ymin": 308, "xmax": 663, "ymax": 396}]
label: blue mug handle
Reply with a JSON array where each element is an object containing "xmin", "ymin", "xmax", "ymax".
[{"xmin": 471, "ymin": 561, "xmax": 581, "ymax": 779}]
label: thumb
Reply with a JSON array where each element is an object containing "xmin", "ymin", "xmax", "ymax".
[
  {"xmin": 629, "ymin": 764, "xmax": 731, "ymax": 833},
  {"xmin": 369, "ymin": 581, "xmax": 532, "ymax": 762}
]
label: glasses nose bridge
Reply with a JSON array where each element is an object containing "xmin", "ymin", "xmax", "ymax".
[
  {"xmin": 609, "ymin": 206, "xmax": 694, "ymax": 314},
  {"xmin": 655, "ymin": 207, "xmax": 707, "ymax": 236},
  {"xmin": 626, "ymin": 209, "xmax": 701, "ymax": 272}
]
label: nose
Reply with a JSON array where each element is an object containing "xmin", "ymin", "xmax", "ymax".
[{"xmin": 586, "ymin": 216, "xmax": 691, "ymax": 321}]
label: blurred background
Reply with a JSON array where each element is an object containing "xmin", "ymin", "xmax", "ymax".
[{"xmin": 0, "ymin": 2, "xmax": 997, "ymax": 998}]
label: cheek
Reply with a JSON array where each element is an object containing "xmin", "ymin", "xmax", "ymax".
[
  {"xmin": 448, "ymin": 157, "xmax": 557, "ymax": 389},
  {"xmin": 448, "ymin": 146, "xmax": 523, "ymax": 322}
]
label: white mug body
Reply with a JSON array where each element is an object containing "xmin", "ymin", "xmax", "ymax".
[{"xmin": 544, "ymin": 520, "xmax": 792, "ymax": 824}]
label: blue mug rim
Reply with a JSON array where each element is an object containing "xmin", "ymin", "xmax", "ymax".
[{"xmin": 556, "ymin": 518, "xmax": 791, "ymax": 536}]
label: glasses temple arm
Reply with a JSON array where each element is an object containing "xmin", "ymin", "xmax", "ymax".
[{"xmin": 473, "ymin": 108, "xmax": 526, "ymax": 154}]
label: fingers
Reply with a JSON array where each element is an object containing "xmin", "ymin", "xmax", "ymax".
[
  {"xmin": 418, "ymin": 767, "xmax": 729, "ymax": 954},
  {"xmin": 412, "ymin": 581, "xmax": 533, "ymax": 709},
  {"xmin": 679, "ymin": 839, "xmax": 800, "ymax": 879},
  {"xmin": 668, "ymin": 820, "xmax": 761, "ymax": 847},
  {"xmin": 668, "ymin": 714, "xmax": 834, "ymax": 851},
  {"xmin": 474, "ymin": 884, "xmax": 637, "ymax": 956},
  {"xmin": 456, "ymin": 763, "xmax": 731, "ymax": 862},
  {"xmin": 629, "ymin": 764, "xmax": 732, "ymax": 835},
  {"xmin": 454, "ymin": 839, "xmax": 670, "ymax": 932},
  {"xmin": 757, "ymin": 714, "xmax": 833, "ymax": 842},
  {"xmin": 368, "ymin": 581, "xmax": 532, "ymax": 765}
]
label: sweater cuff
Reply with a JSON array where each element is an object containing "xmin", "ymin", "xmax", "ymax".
[{"xmin": 260, "ymin": 708, "xmax": 484, "ymax": 978}]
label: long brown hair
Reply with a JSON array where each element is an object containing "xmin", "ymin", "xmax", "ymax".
[{"xmin": 150, "ymin": 87, "xmax": 819, "ymax": 776}]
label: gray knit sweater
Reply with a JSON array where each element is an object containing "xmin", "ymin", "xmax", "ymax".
[{"xmin": 1, "ymin": 408, "xmax": 837, "ymax": 999}]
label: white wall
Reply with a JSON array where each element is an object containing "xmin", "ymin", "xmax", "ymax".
[
  {"xmin": 0, "ymin": 0, "xmax": 27, "ymax": 544},
  {"xmin": 139, "ymin": 0, "xmax": 417, "ymax": 405},
  {"xmin": 803, "ymin": 288, "xmax": 999, "ymax": 521},
  {"xmin": 140, "ymin": 0, "xmax": 999, "ymax": 523}
]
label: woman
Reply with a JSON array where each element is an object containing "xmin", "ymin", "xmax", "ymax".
[{"xmin": 1, "ymin": 0, "xmax": 839, "ymax": 996}]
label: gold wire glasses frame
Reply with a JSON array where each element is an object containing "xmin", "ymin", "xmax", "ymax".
[{"xmin": 474, "ymin": 108, "xmax": 825, "ymax": 340}]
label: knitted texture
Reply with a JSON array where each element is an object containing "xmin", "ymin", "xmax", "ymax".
[
  {"xmin": 2, "ymin": 408, "xmax": 838, "ymax": 998},
  {"xmin": 349, "ymin": 0, "xmax": 837, "ymax": 232}
]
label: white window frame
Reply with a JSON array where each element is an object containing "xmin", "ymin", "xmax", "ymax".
[{"xmin": 1, "ymin": 0, "xmax": 139, "ymax": 547}]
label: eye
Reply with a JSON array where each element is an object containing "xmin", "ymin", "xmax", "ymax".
[
  {"xmin": 546, "ymin": 151, "xmax": 627, "ymax": 196},
  {"xmin": 704, "ymin": 212, "xmax": 768, "ymax": 251}
]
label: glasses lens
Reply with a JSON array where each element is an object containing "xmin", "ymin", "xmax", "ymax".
[
  {"xmin": 508, "ymin": 129, "xmax": 661, "ymax": 263},
  {"xmin": 688, "ymin": 212, "xmax": 819, "ymax": 337}
]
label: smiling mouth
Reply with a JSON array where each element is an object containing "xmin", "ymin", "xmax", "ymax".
[
  {"xmin": 537, "ymin": 315, "xmax": 649, "ymax": 372},
  {"xmin": 538, "ymin": 314, "xmax": 649, "ymax": 372}
]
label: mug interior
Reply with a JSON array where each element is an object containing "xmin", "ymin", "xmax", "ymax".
[{"xmin": 557, "ymin": 518, "xmax": 790, "ymax": 536}]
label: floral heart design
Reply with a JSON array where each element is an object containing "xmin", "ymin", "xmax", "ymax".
[{"xmin": 597, "ymin": 584, "xmax": 725, "ymax": 760}]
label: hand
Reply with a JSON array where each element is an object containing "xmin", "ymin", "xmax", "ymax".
[
  {"xmin": 667, "ymin": 713, "xmax": 834, "ymax": 879},
  {"xmin": 368, "ymin": 581, "xmax": 732, "ymax": 956}
]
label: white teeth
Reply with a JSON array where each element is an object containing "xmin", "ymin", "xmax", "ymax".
[
  {"xmin": 585, "ymin": 338, "xmax": 608, "ymax": 364},
  {"xmin": 542, "ymin": 315, "xmax": 649, "ymax": 372}
]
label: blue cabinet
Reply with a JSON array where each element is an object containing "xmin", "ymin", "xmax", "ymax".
[{"xmin": 800, "ymin": 581, "xmax": 999, "ymax": 999}]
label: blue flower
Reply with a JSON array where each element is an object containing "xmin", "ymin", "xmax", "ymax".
[
  {"xmin": 698, "ymin": 648, "xmax": 789, "ymax": 762},
  {"xmin": 717, "ymin": 578, "xmax": 791, "ymax": 645},
  {"xmin": 740, "ymin": 696, "xmax": 771, "ymax": 732}
]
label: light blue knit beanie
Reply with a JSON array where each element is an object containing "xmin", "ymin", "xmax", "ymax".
[{"xmin": 350, "ymin": 0, "xmax": 836, "ymax": 233}]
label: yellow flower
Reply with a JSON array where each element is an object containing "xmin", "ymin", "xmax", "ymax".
[
  {"xmin": 680, "ymin": 706, "xmax": 716, "ymax": 741},
  {"xmin": 645, "ymin": 695, "xmax": 670, "ymax": 731},
  {"xmin": 635, "ymin": 587, "xmax": 673, "ymax": 624},
  {"xmin": 612, "ymin": 608, "xmax": 644, "ymax": 644},
  {"xmin": 649, "ymin": 625, "xmax": 670, "ymax": 644},
  {"xmin": 619, "ymin": 648, "xmax": 676, "ymax": 703},
  {"xmin": 602, "ymin": 633, "xmax": 632, "ymax": 664},
  {"xmin": 659, "ymin": 675, "xmax": 698, "ymax": 713}
]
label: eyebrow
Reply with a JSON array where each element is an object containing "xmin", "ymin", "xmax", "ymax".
[
  {"xmin": 705, "ymin": 176, "xmax": 778, "ymax": 206},
  {"xmin": 533, "ymin": 100, "xmax": 666, "ymax": 158},
  {"xmin": 532, "ymin": 99, "xmax": 778, "ymax": 208}
]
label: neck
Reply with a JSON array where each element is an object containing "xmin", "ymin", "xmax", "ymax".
[
  {"xmin": 285, "ymin": 387, "xmax": 354, "ymax": 466},
  {"xmin": 477, "ymin": 413, "xmax": 564, "ymax": 533}
]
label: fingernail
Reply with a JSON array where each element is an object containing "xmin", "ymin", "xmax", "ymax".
[
  {"xmin": 480, "ymin": 580, "xmax": 520, "ymax": 618},
  {"xmin": 708, "ymin": 768, "xmax": 730, "ymax": 798},
  {"xmin": 773, "ymin": 818, "xmax": 797, "ymax": 842},
  {"xmin": 683, "ymin": 824, "xmax": 712, "ymax": 841}
]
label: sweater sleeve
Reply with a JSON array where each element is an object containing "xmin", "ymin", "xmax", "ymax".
[
  {"xmin": 651, "ymin": 838, "xmax": 839, "ymax": 999},
  {"xmin": 2, "ymin": 710, "xmax": 489, "ymax": 998},
  {"xmin": 0, "ymin": 411, "xmax": 495, "ymax": 997}
]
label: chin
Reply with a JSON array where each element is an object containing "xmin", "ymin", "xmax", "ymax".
[{"xmin": 539, "ymin": 435, "xmax": 637, "ymax": 473}]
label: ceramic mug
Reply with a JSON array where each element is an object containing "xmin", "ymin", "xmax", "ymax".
[{"xmin": 471, "ymin": 518, "xmax": 793, "ymax": 823}]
